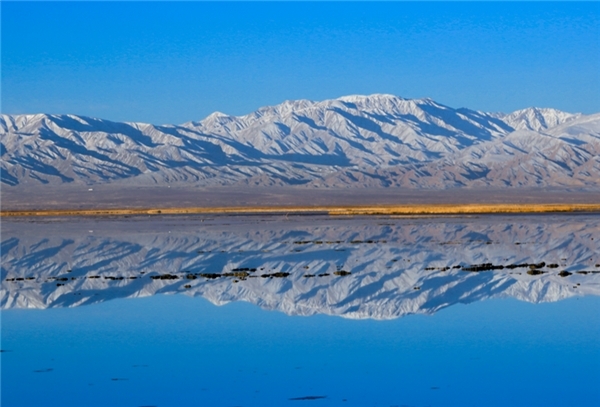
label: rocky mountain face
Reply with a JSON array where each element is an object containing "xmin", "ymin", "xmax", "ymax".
[
  {"xmin": 2, "ymin": 94, "xmax": 599, "ymax": 188},
  {"xmin": 2, "ymin": 215, "xmax": 599, "ymax": 318}
]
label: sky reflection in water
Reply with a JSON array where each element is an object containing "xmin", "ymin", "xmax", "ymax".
[{"xmin": 2, "ymin": 214, "xmax": 600, "ymax": 406}]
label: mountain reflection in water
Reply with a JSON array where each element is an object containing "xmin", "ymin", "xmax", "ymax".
[{"xmin": 2, "ymin": 214, "xmax": 599, "ymax": 318}]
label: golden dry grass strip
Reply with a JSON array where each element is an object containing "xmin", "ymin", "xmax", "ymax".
[
  {"xmin": 327, "ymin": 203, "xmax": 600, "ymax": 215},
  {"xmin": 2, "ymin": 203, "xmax": 600, "ymax": 217}
]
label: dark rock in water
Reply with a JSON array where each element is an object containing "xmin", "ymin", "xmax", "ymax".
[
  {"xmin": 289, "ymin": 395, "xmax": 327, "ymax": 401},
  {"xmin": 462, "ymin": 263, "xmax": 504, "ymax": 272},
  {"xmin": 33, "ymin": 368, "xmax": 53, "ymax": 373},
  {"xmin": 270, "ymin": 272, "xmax": 290, "ymax": 278},
  {"xmin": 222, "ymin": 271, "xmax": 250, "ymax": 279},
  {"xmin": 426, "ymin": 266, "xmax": 450, "ymax": 271},
  {"xmin": 530, "ymin": 262, "xmax": 546, "ymax": 269},
  {"xmin": 333, "ymin": 270, "xmax": 351, "ymax": 276},
  {"xmin": 558, "ymin": 271, "xmax": 572, "ymax": 277},
  {"xmin": 199, "ymin": 273, "xmax": 221, "ymax": 279},
  {"xmin": 150, "ymin": 274, "xmax": 179, "ymax": 280},
  {"xmin": 505, "ymin": 262, "xmax": 550, "ymax": 271},
  {"xmin": 231, "ymin": 267, "xmax": 255, "ymax": 272},
  {"xmin": 527, "ymin": 269, "xmax": 545, "ymax": 276}
]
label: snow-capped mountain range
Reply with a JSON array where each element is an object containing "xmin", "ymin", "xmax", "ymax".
[
  {"xmin": 2, "ymin": 94, "xmax": 599, "ymax": 188},
  {"xmin": 3, "ymin": 214, "xmax": 599, "ymax": 318}
]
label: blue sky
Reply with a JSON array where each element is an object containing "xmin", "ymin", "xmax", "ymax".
[{"xmin": 2, "ymin": 2, "xmax": 599, "ymax": 124}]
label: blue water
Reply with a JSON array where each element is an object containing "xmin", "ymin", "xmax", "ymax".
[{"xmin": 2, "ymin": 294, "xmax": 599, "ymax": 407}]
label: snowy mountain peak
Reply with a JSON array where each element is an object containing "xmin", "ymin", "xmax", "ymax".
[
  {"xmin": 205, "ymin": 111, "xmax": 228, "ymax": 119},
  {"xmin": 501, "ymin": 107, "xmax": 580, "ymax": 132},
  {"xmin": 335, "ymin": 93, "xmax": 440, "ymax": 113},
  {"xmin": 1, "ymin": 95, "xmax": 598, "ymax": 189},
  {"xmin": 337, "ymin": 93, "xmax": 407, "ymax": 105}
]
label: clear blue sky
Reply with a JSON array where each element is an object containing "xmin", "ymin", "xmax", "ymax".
[{"xmin": 2, "ymin": 2, "xmax": 599, "ymax": 124}]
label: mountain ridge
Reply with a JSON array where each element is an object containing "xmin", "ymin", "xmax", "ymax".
[{"xmin": 2, "ymin": 94, "xmax": 599, "ymax": 189}]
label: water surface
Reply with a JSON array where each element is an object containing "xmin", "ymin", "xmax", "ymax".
[{"xmin": 2, "ymin": 214, "xmax": 599, "ymax": 406}]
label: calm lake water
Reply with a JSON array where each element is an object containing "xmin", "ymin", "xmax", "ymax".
[{"xmin": 2, "ymin": 214, "xmax": 600, "ymax": 406}]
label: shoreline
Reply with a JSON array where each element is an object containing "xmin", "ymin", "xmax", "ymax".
[{"xmin": 2, "ymin": 203, "xmax": 600, "ymax": 217}]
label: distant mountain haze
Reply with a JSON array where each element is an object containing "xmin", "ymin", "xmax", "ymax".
[{"xmin": 2, "ymin": 94, "xmax": 599, "ymax": 188}]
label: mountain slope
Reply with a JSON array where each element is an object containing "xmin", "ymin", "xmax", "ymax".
[{"xmin": 1, "ymin": 94, "xmax": 598, "ymax": 188}]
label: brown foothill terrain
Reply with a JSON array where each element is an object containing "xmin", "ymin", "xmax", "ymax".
[{"xmin": 2, "ymin": 185, "xmax": 600, "ymax": 217}]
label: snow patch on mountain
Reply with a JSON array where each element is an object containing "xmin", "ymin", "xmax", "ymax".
[{"xmin": 500, "ymin": 107, "xmax": 580, "ymax": 132}]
